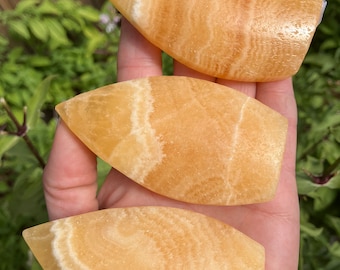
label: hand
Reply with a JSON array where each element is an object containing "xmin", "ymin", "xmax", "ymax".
[{"xmin": 43, "ymin": 19, "xmax": 299, "ymax": 269}]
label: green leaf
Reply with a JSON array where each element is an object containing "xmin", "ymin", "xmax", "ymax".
[
  {"xmin": 326, "ymin": 216, "xmax": 340, "ymax": 236},
  {"xmin": 1, "ymin": 73, "xmax": 19, "ymax": 87},
  {"xmin": 321, "ymin": 60, "xmax": 337, "ymax": 73},
  {"xmin": 324, "ymin": 259, "xmax": 340, "ymax": 270},
  {"xmin": 44, "ymin": 18, "xmax": 71, "ymax": 49},
  {"xmin": 331, "ymin": 126, "xmax": 340, "ymax": 143},
  {"xmin": 29, "ymin": 56, "xmax": 52, "ymax": 67},
  {"xmin": 97, "ymin": 157, "xmax": 111, "ymax": 188},
  {"xmin": 300, "ymin": 222, "xmax": 324, "ymax": 238},
  {"xmin": 0, "ymin": 34, "xmax": 9, "ymax": 48},
  {"xmin": 26, "ymin": 76, "xmax": 55, "ymax": 130},
  {"xmin": 28, "ymin": 17, "xmax": 49, "ymax": 42},
  {"xmin": 6, "ymin": 47, "xmax": 24, "ymax": 63},
  {"xmin": 0, "ymin": 134, "xmax": 20, "ymax": 160},
  {"xmin": 61, "ymin": 17, "xmax": 81, "ymax": 32},
  {"xmin": 309, "ymin": 187, "xmax": 337, "ymax": 211},
  {"xmin": 319, "ymin": 23, "xmax": 336, "ymax": 36},
  {"xmin": 303, "ymin": 155, "xmax": 324, "ymax": 174},
  {"xmin": 84, "ymin": 26, "xmax": 106, "ymax": 53},
  {"xmin": 320, "ymin": 38, "xmax": 339, "ymax": 51},
  {"xmin": 297, "ymin": 170, "xmax": 340, "ymax": 196},
  {"xmin": 36, "ymin": 0, "xmax": 61, "ymax": 16},
  {"xmin": 15, "ymin": 0, "xmax": 40, "ymax": 12},
  {"xmin": 8, "ymin": 21, "xmax": 30, "ymax": 40},
  {"xmin": 303, "ymin": 53, "xmax": 337, "ymax": 75},
  {"xmin": 297, "ymin": 173, "xmax": 320, "ymax": 195},
  {"xmin": 330, "ymin": 242, "xmax": 340, "ymax": 258},
  {"xmin": 76, "ymin": 7, "xmax": 100, "ymax": 22},
  {"xmin": 0, "ymin": 181, "xmax": 10, "ymax": 193},
  {"xmin": 56, "ymin": 0, "xmax": 78, "ymax": 12},
  {"xmin": 324, "ymin": 173, "xmax": 340, "ymax": 189}
]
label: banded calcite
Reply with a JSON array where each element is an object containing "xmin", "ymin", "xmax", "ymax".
[
  {"xmin": 110, "ymin": 0, "xmax": 325, "ymax": 82},
  {"xmin": 23, "ymin": 207, "xmax": 265, "ymax": 270},
  {"xmin": 55, "ymin": 76, "xmax": 287, "ymax": 205}
]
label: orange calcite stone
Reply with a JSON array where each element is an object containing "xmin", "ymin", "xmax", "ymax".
[
  {"xmin": 23, "ymin": 207, "xmax": 265, "ymax": 269},
  {"xmin": 110, "ymin": 0, "xmax": 324, "ymax": 81},
  {"xmin": 56, "ymin": 76, "xmax": 287, "ymax": 205}
]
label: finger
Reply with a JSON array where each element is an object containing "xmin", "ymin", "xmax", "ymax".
[
  {"xmin": 256, "ymin": 78, "xmax": 297, "ymax": 173},
  {"xmin": 43, "ymin": 121, "xmax": 98, "ymax": 220},
  {"xmin": 173, "ymin": 60, "xmax": 215, "ymax": 81},
  {"xmin": 216, "ymin": 78, "xmax": 256, "ymax": 98},
  {"xmin": 117, "ymin": 18, "xmax": 163, "ymax": 82},
  {"xmin": 256, "ymin": 78, "xmax": 297, "ymax": 124},
  {"xmin": 255, "ymin": 78, "xmax": 299, "ymax": 268},
  {"xmin": 173, "ymin": 61, "xmax": 256, "ymax": 97},
  {"xmin": 255, "ymin": 78, "xmax": 299, "ymax": 245}
]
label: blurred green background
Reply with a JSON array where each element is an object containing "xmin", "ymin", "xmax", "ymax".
[{"xmin": 0, "ymin": 0, "xmax": 339, "ymax": 269}]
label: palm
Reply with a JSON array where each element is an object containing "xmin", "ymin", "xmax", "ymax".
[
  {"xmin": 43, "ymin": 19, "xmax": 299, "ymax": 269},
  {"xmin": 96, "ymin": 107, "xmax": 298, "ymax": 269}
]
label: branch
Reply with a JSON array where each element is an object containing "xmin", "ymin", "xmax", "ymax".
[{"xmin": 0, "ymin": 98, "xmax": 46, "ymax": 168}]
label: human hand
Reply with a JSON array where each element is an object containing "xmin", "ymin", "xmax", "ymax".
[{"xmin": 43, "ymin": 19, "xmax": 299, "ymax": 269}]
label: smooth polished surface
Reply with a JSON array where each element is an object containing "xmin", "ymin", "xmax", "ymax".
[
  {"xmin": 56, "ymin": 76, "xmax": 288, "ymax": 205},
  {"xmin": 111, "ymin": 0, "xmax": 324, "ymax": 81},
  {"xmin": 23, "ymin": 207, "xmax": 265, "ymax": 269}
]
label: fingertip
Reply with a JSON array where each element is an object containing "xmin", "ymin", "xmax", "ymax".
[
  {"xmin": 256, "ymin": 78, "xmax": 297, "ymax": 124},
  {"xmin": 43, "ymin": 120, "xmax": 98, "ymax": 219},
  {"xmin": 173, "ymin": 61, "xmax": 215, "ymax": 81},
  {"xmin": 256, "ymin": 78, "xmax": 297, "ymax": 174},
  {"xmin": 117, "ymin": 18, "xmax": 163, "ymax": 81},
  {"xmin": 44, "ymin": 121, "xmax": 97, "ymax": 180},
  {"xmin": 216, "ymin": 78, "xmax": 257, "ymax": 98}
]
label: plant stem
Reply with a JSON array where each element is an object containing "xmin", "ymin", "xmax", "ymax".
[
  {"xmin": 1, "ymin": 98, "xmax": 22, "ymax": 130},
  {"xmin": 1, "ymin": 98, "xmax": 46, "ymax": 168},
  {"xmin": 22, "ymin": 134, "xmax": 46, "ymax": 169},
  {"xmin": 323, "ymin": 156, "xmax": 340, "ymax": 177},
  {"xmin": 298, "ymin": 127, "xmax": 332, "ymax": 161}
]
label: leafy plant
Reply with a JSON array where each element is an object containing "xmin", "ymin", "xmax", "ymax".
[
  {"xmin": 0, "ymin": 0, "xmax": 120, "ymax": 112},
  {"xmin": 0, "ymin": 77, "xmax": 52, "ymax": 270},
  {"xmin": 0, "ymin": 1, "xmax": 119, "ymax": 269},
  {"xmin": 294, "ymin": 0, "xmax": 340, "ymax": 268}
]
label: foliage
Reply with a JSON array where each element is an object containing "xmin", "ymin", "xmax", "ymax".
[
  {"xmin": 0, "ymin": 1, "xmax": 119, "ymax": 269},
  {"xmin": 0, "ymin": 0, "xmax": 120, "ymax": 115},
  {"xmin": 294, "ymin": 0, "xmax": 340, "ymax": 268},
  {"xmin": 0, "ymin": 0, "xmax": 339, "ymax": 269}
]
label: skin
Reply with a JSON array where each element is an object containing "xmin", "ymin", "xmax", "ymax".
[{"xmin": 43, "ymin": 19, "xmax": 300, "ymax": 269}]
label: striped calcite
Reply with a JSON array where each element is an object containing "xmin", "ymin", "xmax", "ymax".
[
  {"xmin": 23, "ymin": 207, "xmax": 265, "ymax": 270},
  {"xmin": 110, "ymin": 0, "xmax": 325, "ymax": 82},
  {"xmin": 55, "ymin": 76, "xmax": 288, "ymax": 205}
]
